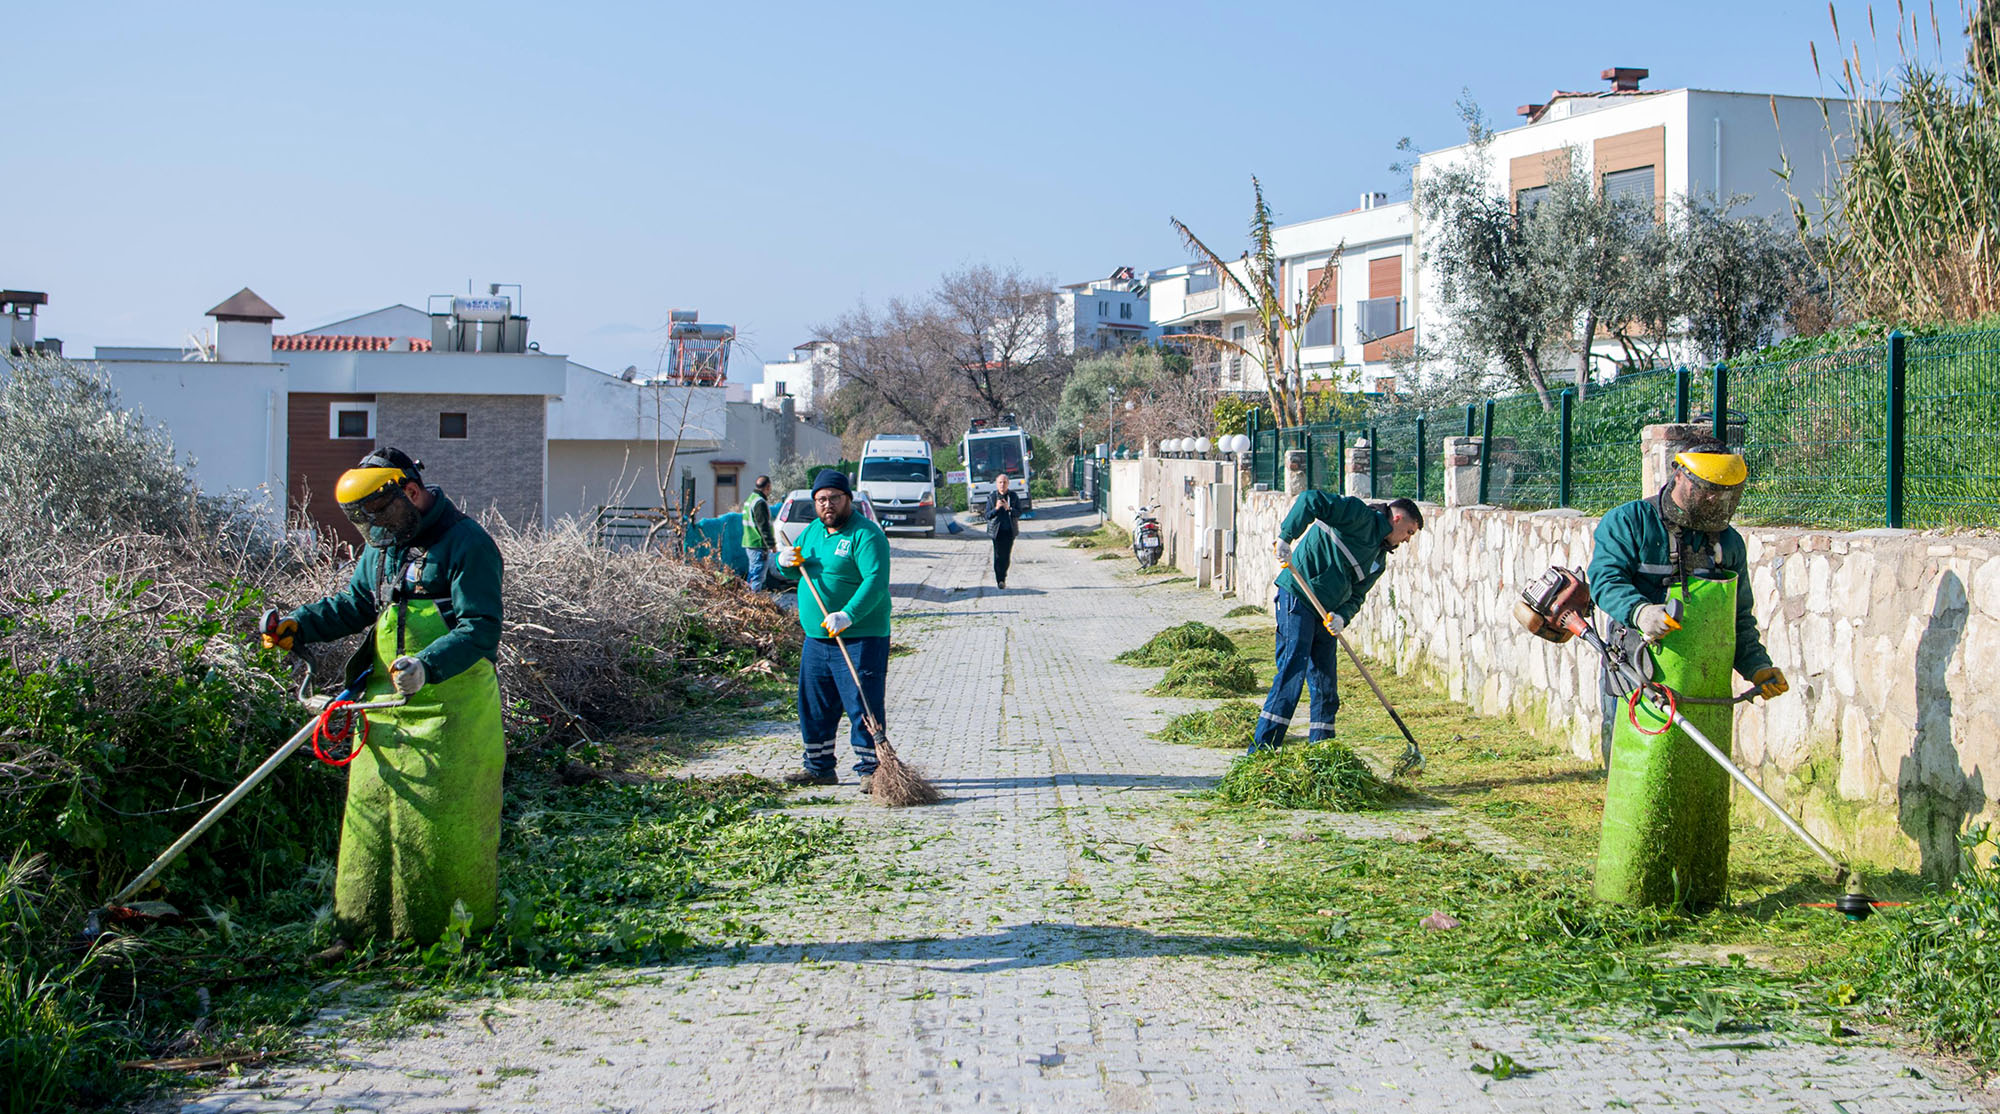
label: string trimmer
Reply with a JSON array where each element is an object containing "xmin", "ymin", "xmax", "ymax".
[
  {"xmin": 83, "ymin": 659, "xmax": 407, "ymax": 941},
  {"xmin": 1516, "ymin": 565, "xmax": 1897, "ymax": 921},
  {"xmin": 1279, "ymin": 556, "xmax": 1425, "ymax": 777},
  {"xmin": 794, "ymin": 566, "xmax": 940, "ymax": 807}
]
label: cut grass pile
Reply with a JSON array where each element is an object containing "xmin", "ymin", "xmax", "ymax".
[
  {"xmin": 1223, "ymin": 604, "xmax": 1265, "ymax": 618},
  {"xmin": 1155, "ymin": 702, "xmax": 1261, "ymax": 748},
  {"xmin": 1116, "ymin": 622, "xmax": 1237, "ymax": 666},
  {"xmin": 1150, "ymin": 650, "xmax": 1258, "ymax": 697},
  {"xmin": 1214, "ymin": 739, "xmax": 1401, "ymax": 811}
]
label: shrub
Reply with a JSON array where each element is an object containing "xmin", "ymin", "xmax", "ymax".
[
  {"xmin": 1116, "ymin": 622, "xmax": 1237, "ymax": 666},
  {"xmin": 1216, "ymin": 740, "xmax": 1400, "ymax": 811},
  {"xmin": 1873, "ymin": 825, "xmax": 2000, "ymax": 1068},
  {"xmin": 1150, "ymin": 650, "xmax": 1258, "ymax": 697}
]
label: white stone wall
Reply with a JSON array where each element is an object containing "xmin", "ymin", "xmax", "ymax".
[{"xmin": 1229, "ymin": 493, "xmax": 2000, "ymax": 878}]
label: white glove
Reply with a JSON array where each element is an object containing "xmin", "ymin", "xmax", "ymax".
[
  {"xmin": 390, "ymin": 655, "xmax": 426, "ymax": 695},
  {"xmin": 821, "ymin": 610, "xmax": 852, "ymax": 636},
  {"xmin": 1322, "ymin": 612, "xmax": 1346, "ymax": 636},
  {"xmin": 1273, "ymin": 538, "xmax": 1292, "ymax": 564},
  {"xmin": 777, "ymin": 545, "xmax": 803, "ymax": 569},
  {"xmin": 1633, "ymin": 603, "xmax": 1679, "ymax": 643}
]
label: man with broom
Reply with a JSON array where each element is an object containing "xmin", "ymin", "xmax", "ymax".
[
  {"xmin": 1253, "ymin": 493, "xmax": 1423, "ymax": 753},
  {"xmin": 777, "ymin": 470, "xmax": 893, "ymax": 792}
]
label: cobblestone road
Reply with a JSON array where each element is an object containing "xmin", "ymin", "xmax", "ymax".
[{"xmin": 167, "ymin": 501, "xmax": 1995, "ymax": 1114}]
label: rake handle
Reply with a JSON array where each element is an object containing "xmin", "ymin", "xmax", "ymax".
[{"xmin": 1281, "ymin": 556, "xmax": 1423, "ymax": 759}]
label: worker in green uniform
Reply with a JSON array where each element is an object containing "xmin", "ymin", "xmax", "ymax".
[
  {"xmin": 1587, "ymin": 439, "xmax": 1790, "ymax": 908},
  {"xmin": 260, "ymin": 447, "xmax": 505, "ymax": 948},
  {"xmin": 741, "ymin": 474, "xmax": 777, "ymax": 591},
  {"xmin": 1253, "ymin": 493, "xmax": 1423, "ymax": 753},
  {"xmin": 776, "ymin": 469, "xmax": 892, "ymax": 791},
  {"xmin": 1587, "ymin": 439, "xmax": 1789, "ymax": 761}
]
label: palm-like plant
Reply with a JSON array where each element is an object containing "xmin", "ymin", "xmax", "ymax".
[{"xmin": 1168, "ymin": 178, "xmax": 1342, "ymax": 429}]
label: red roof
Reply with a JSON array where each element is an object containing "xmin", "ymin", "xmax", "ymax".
[{"xmin": 274, "ymin": 334, "xmax": 433, "ymax": 352}]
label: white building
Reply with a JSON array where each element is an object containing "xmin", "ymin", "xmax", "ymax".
[
  {"xmin": 750, "ymin": 340, "xmax": 840, "ymax": 415},
  {"xmin": 1148, "ymin": 259, "xmax": 1261, "ymax": 389},
  {"xmin": 1412, "ymin": 67, "xmax": 1853, "ymax": 377},
  {"xmin": 1051, "ymin": 268, "xmax": 1152, "ymax": 353},
  {"xmin": 1274, "ymin": 194, "xmax": 1415, "ymax": 395}
]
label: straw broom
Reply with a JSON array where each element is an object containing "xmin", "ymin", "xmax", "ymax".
[{"xmin": 795, "ymin": 566, "xmax": 941, "ymax": 806}]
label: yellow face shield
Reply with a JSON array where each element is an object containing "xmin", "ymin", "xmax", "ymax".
[
  {"xmin": 335, "ymin": 466, "xmax": 421, "ymax": 545},
  {"xmin": 1667, "ymin": 451, "xmax": 1746, "ymax": 532},
  {"xmin": 335, "ymin": 466, "xmax": 407, "ymax": 507},
  {"xmin": 1674, "ymin": 452, "xmax": 1747, "ymax": 488}
]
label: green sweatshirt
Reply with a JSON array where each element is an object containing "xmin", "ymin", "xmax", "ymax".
[
  {"xmin": 1274, "ymin": 491, "xmax": 1392, "ymax": 623},
  {"xmin": 289, "ymin": 490, "xmax": 504, "ymax": 684},
  {"xmin": 795, "ymin": 512, "xmax": 892, "ymax": 639},
  {"xmin": 1587, "ymin": 496, "xmax": 1773, "ymax": 679}
]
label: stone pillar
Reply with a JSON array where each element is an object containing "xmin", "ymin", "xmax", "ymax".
[
  {"xmin": 1640, "ymin": 423, "xmax": 1745, "ymax": 498},
  {"xmin": 1442, "ymin": 436, "xmax": 1482, "ymax": 507},
  {"xmin": 1283, "ymin": 449, "xmax": 1308, "ymax": 499},
  {"xmin": 1345, "ymin": 439, "xmax": 1398, "ymax": 499}
]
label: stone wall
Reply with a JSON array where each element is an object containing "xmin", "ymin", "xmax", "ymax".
[{"xmin": 1231, "ymin": 488, "xmax": 2000, "ymax": 878}]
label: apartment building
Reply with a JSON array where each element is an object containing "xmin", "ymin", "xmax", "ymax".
[
  {"xmin": 1051, "ymin": 267, "xmax": 1152, "ymax": 353},
  {"xmin": 749, "ymin": 339, "xmax": 840, "ymax": 414},
  {"xmin": 1274, "ymin": 193, "xmax": 1416, "ymax": 395}
]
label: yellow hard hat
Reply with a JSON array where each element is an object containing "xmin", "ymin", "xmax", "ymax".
[
  {"xmin": 335, "ymin": 466, "xmax": 408, "ymax": 506},
  {"xmin": 1674, "ymin": 451, "xmax": 1746, "ymax": 488}
]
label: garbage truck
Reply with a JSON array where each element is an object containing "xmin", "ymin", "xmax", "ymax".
[{"xmin": 962, "ymin": 416, "xmax": 1032, "ymax": 520}]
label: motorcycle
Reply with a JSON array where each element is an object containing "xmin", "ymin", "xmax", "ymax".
[{"xmin": 1130, "ymin": 504, "xmax": 1163, "ymax": 567}]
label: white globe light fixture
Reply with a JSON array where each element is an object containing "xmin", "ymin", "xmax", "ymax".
[{"xmin": 1196, "ymin": 436, "xmax": 1213, "ymax": 454}]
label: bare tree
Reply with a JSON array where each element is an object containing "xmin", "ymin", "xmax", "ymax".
[{"xmin": 1168, "ymin": 178, "xmax": 1341, "ymax": 428}]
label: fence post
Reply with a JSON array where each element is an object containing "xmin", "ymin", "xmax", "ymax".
[
  {"xmin": 1711, "ymin": 362, "xmax": 1728, "ymax": 443},
  {"xmin": 1369, "ymin": 425, "xmax": 1380, "ymax": 495},
  {"xmin": 1477, "ymin": 399, "xmax": 1496, "ymax": 506},
  {"xmin": 1559, "ymin": 389, "xmax": 1574, "ymax": 508},
  {"xmin": 1886, "ymin": 329, "xmax": 1907, "ymax": 529},
  {"xmin": 1675, "ymin": 366, "xmax": 1690, "ymax": 424},
  {"xmin": 1464, "ymin": 404, "xmax": 1477, "ymax": 438},
  {"xmin": 1335, "ymin": 430, "xmax": 1347, "ymax": 493},
  {"xmin": 1246, "ymin": 407, "xmax": 1260, "ymax": 486},
  {"xmin": 1415, "ymin": 414, "xmax": 1428, "ymax": 502}
]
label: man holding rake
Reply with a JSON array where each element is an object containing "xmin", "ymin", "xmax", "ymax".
[{"xmin": 777, "ymin": 470, "xmax": 893, "ymax": 792}]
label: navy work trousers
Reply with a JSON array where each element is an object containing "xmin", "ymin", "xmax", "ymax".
[
  {"xmin": 798, "ymin": 634, "xmax": 888, "ymax": 776},
  {"xmin": 1251, "ymin": 588, "xmax": 1341, "ymax": 753}
]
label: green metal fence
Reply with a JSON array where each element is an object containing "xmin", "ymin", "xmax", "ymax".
[{"xmin": 1241, "ymin": 327, "xmax": 2000, "ymax": 531}]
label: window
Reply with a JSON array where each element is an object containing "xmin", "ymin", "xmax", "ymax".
[
  {"xmin": 1099, "ymin": 300, "xmax": 1109, "ymax": 316},
  {"xmin": 1602, "ymin": 165, "xmax": 1655, "ymax": 205},
  {"xmin": 1516, "ymin": 185, "xmax": 1551, "ymax": 215},
  {"xmin": 1229, "ymin": 324, "xmax": 1247, "ymax": 381},
  {"xmin": 439, "ymin": 412, "xmax": 468, "ymax": 439},
  {"xmin": 329, "ymin": 402, "xmax": 375, "ymax": 439},
  {"xmin": 1357, "ymin": 297, "xmax": 1403, "ymax": 341},
  {"xmin": 1303, "ymin": 305, "xmax": 1337, "ymax": 348},
  {"xmin": 713, "ymin": 470, "xmax": 739, "ymax": 512},
  {"xmin": 1119, "ymin": 302, "xmax": 1132, "ymax": 320}
]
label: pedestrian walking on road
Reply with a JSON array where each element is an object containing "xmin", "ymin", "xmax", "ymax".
[
  {"xmin": 984, "ymin": 472, "xmax": 1020, "ymax": 589},
  {"xmin": 741, "ymin": 474, "xmax": 777, "ymax": 591},
  {"xmin": 1253, "ymin": 493, "xmax": 1422, "ymax": 753},
  {"xmin": 777, "ymin": 469, "xmax": 893, "ymax": 791}
]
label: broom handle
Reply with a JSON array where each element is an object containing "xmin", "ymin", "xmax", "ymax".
[
  {"xmin": 1281, "ymin": 556, "xmax": 1422, "ymax": 754},
  {"xmin": 795, "ymin": 564, "xmax": 889, "ymax": 742}
]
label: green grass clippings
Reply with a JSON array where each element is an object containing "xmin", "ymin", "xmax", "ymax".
[
  {"xmin": 1117, "ymin": 622, "xmax": 1238, "ymax": 666},
  {"xmin": 1215, "ymin": 740, "xmax": 1400, "ymax": 811},
  {"xmin": 1156, "ymin": 702, "xmax": 1261, "ymax": 749},
  {"xmin": 1149, "ymin": 650, "xmax": 1258, "ymax": 698}
]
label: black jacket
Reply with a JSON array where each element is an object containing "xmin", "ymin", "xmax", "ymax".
[{"xmin": 984, "ymin": 490, "xmax": 1020, "ymax": 535}]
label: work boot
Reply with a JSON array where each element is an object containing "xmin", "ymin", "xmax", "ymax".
[
  {"xmin": 783, "ymin": 769, "xmax": 838, "ymax": 787},
  {"xmin": 860, "ymin": 775, "xmax": 874, "ymax": 795}
]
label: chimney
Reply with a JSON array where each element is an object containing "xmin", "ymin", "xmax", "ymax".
[
  {"xmin": 1601, "ymin": 67, "xmax": 1648, "ymax": 92},
  {"xmin": 205, "ymin": 287, "xmax": 284, "ymax": 362},
  {"xmin": 3, "ymin": 290, "xmax": 48, "ymax": 355},
  {"xmin": 1517, "ymin": 103, "xmax": 1545, "ymax": 119}
]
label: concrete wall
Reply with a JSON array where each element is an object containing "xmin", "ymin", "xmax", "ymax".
[
  {"xmin": 376, "ymin": 393, "xmax": 546, "ymax": 528},
  {"xmin": 98, "ymin": 358, "xmax": 288, "ymax": 521},
  {"xmin": 1232, "ymin": 489, "xmax": 2000, "ymax": 879}
]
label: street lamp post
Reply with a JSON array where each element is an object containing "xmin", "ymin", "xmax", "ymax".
[{"xmin": 1103, "ymin": 387, "xmax": 1116, "ymax": 525}]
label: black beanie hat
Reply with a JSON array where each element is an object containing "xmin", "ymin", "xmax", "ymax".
[{"xmin": 811, "ymin": 469, "xmax": 852, "ymax": 495}]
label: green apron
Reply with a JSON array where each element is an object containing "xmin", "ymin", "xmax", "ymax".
[
  {"xmin": 333, "ymin": 597, "xmax": 505, "ymax": 945},
  {"xmin": 1594, "ymin": 571, "xmax": 1736, "ymax": 910}
]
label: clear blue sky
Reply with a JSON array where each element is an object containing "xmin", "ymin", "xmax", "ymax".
[{"xmin": 8, "ymin": 1, "xmax": 1969, "ymax": 379}]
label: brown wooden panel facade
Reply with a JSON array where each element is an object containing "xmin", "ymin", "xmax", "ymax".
[
  {"xmin": 1367, "ymin": 255, "xmax": 1403, "ymax": 299},
  {"xmin": 1594, "ymin": 125, "xmax": 1667, "ymax": 215},
  {"xmin": 288, "ymin": 392, "xmax": 377, "ymax": 546},
  {"xmin": 1508, "ymin": 148, "xmax": 1573, "ymax": 211}
]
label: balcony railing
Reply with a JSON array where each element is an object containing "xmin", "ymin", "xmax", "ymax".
[
  {"xmin": 1302, "ymin": 305, "xmax": 1342, "ymax": 348},
  {"xmin": 1357, "ymin": 296, "xmax": 1404, "ymax": 341}
]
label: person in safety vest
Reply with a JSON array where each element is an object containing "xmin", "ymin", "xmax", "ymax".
[
  {"xmin": 1587, "ymin": 439, "xmax": 1789, "ymax": 763},
  {"xmin": 259, "ymin": 447, "xmax": 505, "ymax": 948},
  {"xmin": 741, "ymin": 474, "xmax": 777, "ymax": 591},
  {"xmin": 1252, "ymin": 493, "xmax": 1423, "ymax": 753},
  {"xmin": 776, "ymin": 469, "xmax": 891, "ymax": 792}
]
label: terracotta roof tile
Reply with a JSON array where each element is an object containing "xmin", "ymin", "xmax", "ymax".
[{"xmin": 273, "ymin": 334, "xmax": 433, "ymax": 352}]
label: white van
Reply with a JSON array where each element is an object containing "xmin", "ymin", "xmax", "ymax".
[{"xmin": 856, "ymin": 434, "xmax": 939, "ymax": 535}]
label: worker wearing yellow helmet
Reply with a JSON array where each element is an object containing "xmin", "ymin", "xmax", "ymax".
[
  {"xmin": 259, "ymin": 447, "xmax": 505, "ymax": 949},
  {"xmin": 1587, "ymin": 438, "xmax": 1791, "ymax": 908}
]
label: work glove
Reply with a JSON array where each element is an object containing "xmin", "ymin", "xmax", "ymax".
[
  {"xmin": 821, "ymin": 610, "xmax": 852, "ymax": 636},
  {"xmin": 1323, "ymin": 612, "xmax": 1346, "ymax": 636},
  {"xmin": 1633, "ymin": 603, "xmax": 1680, "ymax": 642},
  {"xmin": 390, "ymin": 655, "xmax": 426, "ymax": 695},
  {"xmin": 260, "ymin": 608, "xmax": 299, "ymax": 651},
  {"xmin": 1273, "ymin": 538, "xmax": 1291, "ymax": 565},
  {"xmin": 1751, "ymin": 666, "xmax": 1790, "ymax": 699},
  {"xmin": 777, "ymin": 545, "xmax": 803, "ymax": 569}
]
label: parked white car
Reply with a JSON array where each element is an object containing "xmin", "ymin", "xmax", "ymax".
[{"xmin": 772, "ymin": 487, "xmax": 877, "ymax": 548}]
